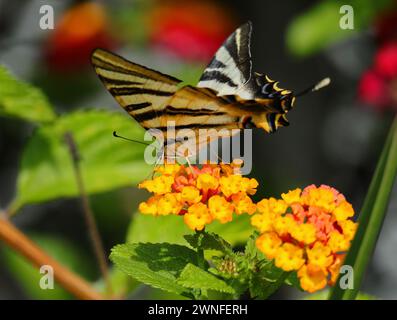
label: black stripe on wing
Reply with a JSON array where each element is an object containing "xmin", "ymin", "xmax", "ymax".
[
  {"xmin": 224, "ymin": 21, "xmax": 253, "ymax": 82},
  {"xmin": 156, "ymin": 122, "xmax": 239, "ymax": 131},
  {"xmin": 91, "ymin": 48, "xmax": 184, "ymax": 126},
  {"xmin": 92, "ymin": 49, "xmax": 182, "ymax": 84},
  {"xmin": 197, "ymin": 21, "xmax": 257, "ymax": 99},
  {"xmin": 133, "ymin": 106, "xmax": 226, "ymax": 122},
  {"xmin": 109, "ymin": 87, "xmax": 175, "ymax": 97},
  {"xmin": 125, "ymin": 102, "xmax": 152, "ymax": 112},
  {"xmin": 199, "ymin": 71, "xmax": 238, "ymax": 88},
  {"xmin": 164, "ymin": 106, "xmax": 225, "ymax": 115}
]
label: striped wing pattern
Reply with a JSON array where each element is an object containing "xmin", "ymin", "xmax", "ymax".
[
  {"xmin": 91, "ymin": 49, "xmax": 241, "ymax": 154},
  {"xmin": 92, "ymin": 49, "xmax": 181, "ymax": 129},
  {"xmin": 197, "ymin": 21, "xmax": 257, "ymax": 100},
  {"xmin": 91, "ymin": 22, "xmax": 296, "ymax": 157}
]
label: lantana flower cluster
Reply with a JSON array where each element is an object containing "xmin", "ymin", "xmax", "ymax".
[
  {"xmin": 138, "ymin": 163, "xmax": 258, "ymax": 230},
  {"xmin": 252, "ymin": 185, "xmax": 358, "ymax": 293}
]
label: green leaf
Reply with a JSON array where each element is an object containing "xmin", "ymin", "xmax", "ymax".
[
  {"xmin": 1, "ymin": 234, "xmax": 94, "ymax": 299},
  {"xmin": 110, "ymin": 242, "xmax": 197, "ymax": 296},
  {"xmin": 286, "ymin": 0, "xmax": 393, "ymax": 57},
  {"xmin": 12, "ymin": 110, "xmax": 151, "ymax": 211},
  {"xmin": 127, "ymin": 213, "xmax": 252, "ymax": 246},
  {"xmin": 329, "ymin": 117, "xmax": 397, "ymax": 300},
  {"xmin": 249, "ymin": 262, "xmax": 288, "ymax": 300},
  {"xmin": 0, "ymin": 66, "xmax": 56, "ymax": 123},
  {"xmin": 284, "ymin": 272, "xmax": 302, "ymax": 291},
  {"xmin": 184, "ymin": 231, "xmax": 232, "ymax": 254},
  {"xmin": 177, "ymin": 263, "xmax": 235, "ymax": 294},
  {"xmin": 244, "ymin": 232, "xmax": 262, "ymax": 261}
]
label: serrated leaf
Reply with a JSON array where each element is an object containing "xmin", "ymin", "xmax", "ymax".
[
  {"xmin": 259, "ymin": 260, "xmax": 285, "ymax": 282},
  {"xmin": 0, "ymin": 66, "xmax": 56, "ymax": 123},
  {"xmin": 248, "ymin": 259, "xmax": 289, "ymax": 299},
  {"xmin": 249, "ymin": 269, "xmax": 289, "ymax": 300},
  {"xmin": 285, "ymin": 272, "xmax": 302, "ymax": 291},
  {"xmin": 110, "ymin": 243, "xmax": 197, "ymax": 296},
  {"xmin": 244, "ymin": 232, "xmax": 262, "ymax": 261},
  {"xmin": 177, "ymin": 263, "xmax": 235, "ymax": 294},
  {"xmin": 184, "ymin": 231, "xmax": 232, "ymax": 254},
  {"xmin": 127, "ymin": 213, "xmax": 252, "ymax": 246},
  {"xmin": 13, "ymin": 110, "xmax": 151, "ymax": 210}
]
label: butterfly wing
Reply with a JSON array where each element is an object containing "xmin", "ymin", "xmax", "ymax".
[
  {"xmin": 91, "ymin": 48, "xmax": 182, "ymax": 129},
  {"xmin": 91, "ymin": 49, "xmax": 236, "ymax": 129},
  {"xmin": 162, "ymin": 86, "xmax": 242, "ymax": 156},
  {"xmin": 92, "ymin": 49, "xmax": 241, "ymax": 156},
  {"xmin": 197, "ymin": 22, "xmax": 296, "ymax": 133},
  {"xmin": 197, "ymin": 21, "xmax": 257, "ymax": 100}
]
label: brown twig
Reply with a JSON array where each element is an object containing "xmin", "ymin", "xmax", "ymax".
[
  {"xmin": 0, "ymin": 216, "xmax": 103, "ymax": 300},
  {"xmin": 64, "ymin": 132, "xmax": 112, "ymax": 296}
]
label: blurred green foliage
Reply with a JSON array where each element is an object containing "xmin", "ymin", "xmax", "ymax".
[
  {"xmin": 0, "ymin": 66, "xmax": 55, "ymax": 123},
  {"xmin": 286, "ymin": 0, "xmax": 393, "ymax": 57},
  {"xmin": 0, "ymin": 64, "xmax": 153, "ymax": 298},
  {"xmin": 13, "ymin": 110, "xmax": 150, "ymax": 211}
]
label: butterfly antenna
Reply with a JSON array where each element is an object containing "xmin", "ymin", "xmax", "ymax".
[
  {"xmin": 113, "ymin": 131, "xmax": 150, "ymax": 146},
  {"xmin": 295, "ymin": 77, "xmax": 331, "ymax": 97}
]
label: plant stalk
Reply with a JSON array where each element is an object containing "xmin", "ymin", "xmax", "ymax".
[
  {"xmin": 64, "ymin": 132, "xmax": 112, "ymax": 296},
  {"xmin": 0, "ymin": 216, "xmax": 102, "ymax": 300}
]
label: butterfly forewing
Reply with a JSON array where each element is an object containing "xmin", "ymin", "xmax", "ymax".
[
  {"xmin": 92, "ymin": 49, "xmax": 241, "ymax": 137},
  {"xmin": 91, "ymin": 49, "xmax": 182, "ymax": 128}
]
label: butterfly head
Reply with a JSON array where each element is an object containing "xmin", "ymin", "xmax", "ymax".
[
  {"xmin": 249, "ymin": 75, "xmax": 330, "ymax": 133},
  {"xmin": 254, "ymin": 73, "xmax": 295, "ymax": 112},
  {"xmin": 247, "ymin": 73, "xmax": 295, "ymax": 133}
]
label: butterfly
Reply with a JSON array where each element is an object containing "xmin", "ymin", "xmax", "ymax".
[{"xmin": 91, "ymin": 21, "xmax": 329, "ymax": 159}]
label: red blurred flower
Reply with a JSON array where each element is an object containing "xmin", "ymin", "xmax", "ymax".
[
  {"xmin": 148, "ymin": 0, "xmax": 235, "ymax": 61},
  {"xmin": 374, "ymin": 42, "xmax": 397, "ymax": 79},
  {"xmin": 358, "ymin": 70, "xmax": 389, "ymax": 110},
  {"xmin": 358, "ymin": 42, "xmax": 397, "ymax": 110},
  {"xmin": 44, "ymin": 2, "xmax": 117, "ymax": 73}
]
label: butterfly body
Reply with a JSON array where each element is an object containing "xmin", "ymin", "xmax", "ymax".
[{"xmin": 92, "ymin": 22, "xmax": 301, "ymax": 154}]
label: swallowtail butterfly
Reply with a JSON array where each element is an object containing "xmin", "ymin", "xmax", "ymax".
[{"xmin": 91, "ymin": 21, "xmax": 329, "ymax": 156}]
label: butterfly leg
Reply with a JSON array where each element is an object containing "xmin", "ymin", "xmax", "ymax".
[
  {"xmin": 151, "ymin": 145, "xmax": 165, "ymax": 178},
  {"xmin": 136, "ymin": 145, "xmax": 164, "ymax": 186},
  {"xmin": 208, "ymin": 143, "xmax": 224, "ymax": 164}
]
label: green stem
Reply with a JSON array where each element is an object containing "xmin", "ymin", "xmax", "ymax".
[
  {"xmin": 64, "ymin": 132, "xmax": 113, "ymax": 297},
  {"xmin": 195, "ymin": 229, "xmax": 206, "ymax": 269},
  {"xmin": 195, "ymin": 230, "xmax": 207, "ymax": 299},
  {"xmin": 197, "ymin": 247, "xmax": 205, "ymax": 269},
  {"xmin": 329, "ymin": 116, "xmax": 397, "ymax": 300}
]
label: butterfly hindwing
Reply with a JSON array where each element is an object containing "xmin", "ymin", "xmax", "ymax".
[{"xmin": 197, "ymin": 21, "xmax": 257, "ymax": 100}]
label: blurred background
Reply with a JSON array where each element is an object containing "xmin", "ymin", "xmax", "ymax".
[{"xmin": 1, "ymin": 0, "xmax": 397, "ymax": 299}]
